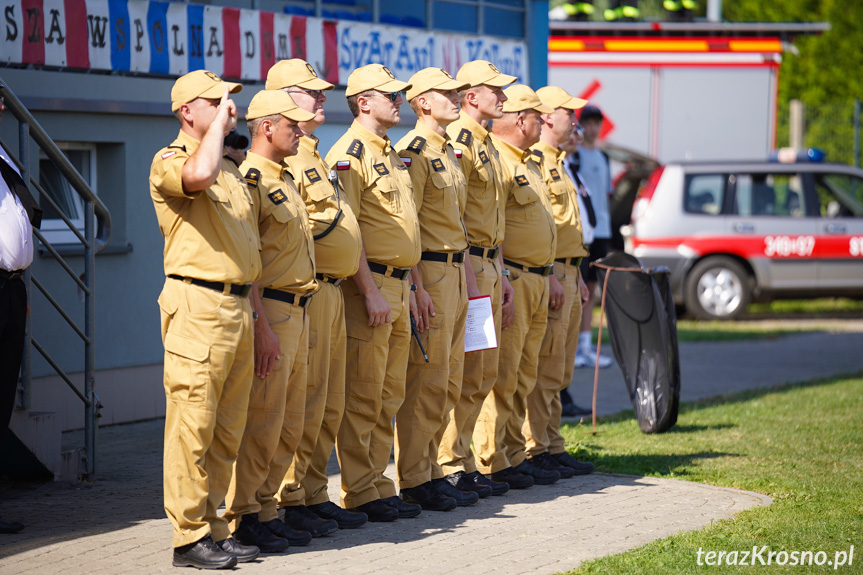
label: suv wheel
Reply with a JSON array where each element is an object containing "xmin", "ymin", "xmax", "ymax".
[{"xmin": 684, "ymin": 256, "xmax": 751, "ymax": 320}]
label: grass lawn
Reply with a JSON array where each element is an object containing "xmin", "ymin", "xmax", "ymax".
[{"xmin": 559, "ymin": 375, "xmax": 863, "ymax": 574}]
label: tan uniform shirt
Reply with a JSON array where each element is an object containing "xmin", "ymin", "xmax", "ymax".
[
  {"xmin": 241, "ymin": 151, "xmax": 316, "ymax": 294},
  {"xmin": 288, "ymin": 135, "xmax": 362, "ymax": 279},
  {"xmin": 150, "ymin": 130, "xmax": 261, "ymax": 283},
  {"xmin": 325, "ymin": 121, "xmax": 421, "ymax": 269},
  {"xmin": 395, "ymin": 122, "xmax": 468, "ymax": 253},
  {"xmin": 492, "ymin": 134, "xmax": 557, "ymax": 268},
  {"xmin": 447, "ymin": 111, "xmax": 505, "ymax": 249},
  {"xmin": 530, "ymin": 140, "xmax": 589, "ymax": 259}
]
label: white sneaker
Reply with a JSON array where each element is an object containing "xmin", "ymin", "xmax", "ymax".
[{"xmin": 574, "ymin": 347, "xmax": 612, "ymax": 369}]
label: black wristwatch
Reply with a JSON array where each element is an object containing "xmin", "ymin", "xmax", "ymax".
[{"xmin": 410, "ymin": 284, "xmax": 418, "ymax": 292}]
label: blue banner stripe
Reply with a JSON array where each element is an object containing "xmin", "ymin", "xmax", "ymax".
[
  {"xmin": 147, "ymin": 1, "xmax": 170, "ymax": 74},
  {"xmin": 109, "ymin": 0, "xmax": 131, "ymax": 71}
]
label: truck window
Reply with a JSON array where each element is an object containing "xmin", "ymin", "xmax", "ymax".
[
  {"xmin": 734, "ymin": 173, "xmax": 805, "ymax": 217},
  {"xmin": 813, "ymin": 174, "xmax": 863, "ymax": 218},
  {"xmin": 684, "ymin": 174, "xmax": 725, "ymax": 215}
]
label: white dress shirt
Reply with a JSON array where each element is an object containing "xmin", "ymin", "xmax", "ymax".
[{"xmin": 0, "ymin": 148, "xmax": 34, "ymax": 272}]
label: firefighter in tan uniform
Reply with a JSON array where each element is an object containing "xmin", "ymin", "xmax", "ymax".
[
  {"xmin": 389, "ymin": 68, "xmax": 475, "ymax": 511},
  {"xmin": 324, "ymin": 65, "xmax": 422, "ymax": 523},
  {"xmin": 523, "ymin": 86, "xmax": 595, "ymax": 478},
  {"xmin": 475, "ymin": 85, "xmax": 562, "ymax": 489},
  {"xmin": 264, "ymin": 59, "xmax": 368, "ymax": 531},
  {"xmin": 438, "ymin": 61, "xmax": 516, "ymax": 497},
  {"xmin": 221, "ymin": 90, "xmax": 320, "ymax": 553},
  {"xmin": 150, "ymin": 70, "xmax": 261, "ymax": 569}
]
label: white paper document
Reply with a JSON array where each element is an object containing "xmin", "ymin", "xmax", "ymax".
[{"xmin": 465, "ymin": 296, "xmax": 498, "ymax": 353}]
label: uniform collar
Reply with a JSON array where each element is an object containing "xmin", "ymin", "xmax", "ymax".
[
  {"xmin": 246, "ymin": 151, "xmax": 291, "ymax": 181},
  {"xmin": 175, "ymin": 130, "xmax": 201, "ymax": 155},
  {"xmin": 531, "ymin": 139, "xmax": 559, "ymax": 161},
  {"xmin": 492, "ymin": 134, "xmax": 532, "ymax": 165},
  {"xmin": 299, "ymin": 134, "xmax": 320, "ymax": 156},
  {"xmin": 458, "ymin": 111, "xmax": 489, "ymax": 141},
  {"xmin": 414, "ymin": 121, "xmax": 448, "ymax": 152},
  {"xmin": 351, "ymin": 120, "xmax": 392, "ymax": 155}
]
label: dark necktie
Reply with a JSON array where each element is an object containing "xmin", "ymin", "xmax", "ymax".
[{"xmin": 0, "ymin": 155, "xmax": 41, "ymax": 229}]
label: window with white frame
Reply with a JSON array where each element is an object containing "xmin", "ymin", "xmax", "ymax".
[{"xmin": 38, "ymin": 143, "xmax": 97, "ymax": 245}]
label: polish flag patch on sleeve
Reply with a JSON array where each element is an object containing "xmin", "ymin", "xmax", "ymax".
[
  {"xmin": 400, "ymin": 157, "xmax": 412, "ymax": 167},
  {"xmin": 336, "ymin": 160, "xmax": 351, "ymax": 170},
  {"xmin": 454, "ymin": 149, "xmax": 463, "ymax": 159},
  {"xmin": 161, "ymin": 151, "xmax": 177, "ymax": 160}
]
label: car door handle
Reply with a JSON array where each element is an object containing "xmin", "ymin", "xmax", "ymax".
[
  {"xmin": 733, "ymin": 222, "xmax": 754, "ymax": 233},
  {"xmin": 825, "ymin": 223, "xmax": 847, "ymax": 234}
]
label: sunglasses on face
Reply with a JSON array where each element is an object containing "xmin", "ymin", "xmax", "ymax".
[
  {"xmin": 286, "ymin": 89, "xmax": 325, "ymax": 99},
  {"xmin": 370, "ymin": 91, "xmax": 401, "ymax": 102}
]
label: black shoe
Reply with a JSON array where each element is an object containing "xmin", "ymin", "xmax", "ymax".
[
  {"xmin": 561, "ymin": 402, "xmax": 592, "ymax": 417},
  {"xmin": 282, "ymin": 504, "xmax": 339, "ymax": 537},
  {"xmin": 350, "ymin": 499, "xmax": 399, "ymax": 522},
  {"xmin": 398, "ymin": 483, "xmax": 457, "ymax": 512},
  {"xmin": 233, "ymin": 514, "xmax": 290, "ymax": 554},
  {"xmin": 0, "ymin": 520, "xmax": 24, "ymax": 534},
  {"xmin": 382, "ymin": 495, "xmax": 423, "ymax": 518},
  {"xmin": 491, "ymin": 466, "xmax": 534, "ymax": 489},
  {"xmin": 529, "ymin": 452, "xmax": 575, "ymax": 479},
  {"xmin": 552, "ymin": 451, "xmax": 595, "ymax": 475},
  {"xmin": 261, "ymin": 517, "xmax": 312, "ymax": 546},
  {"xmin": 468, "ymin": 470, "xmax": 509, "ymax": 496},
  {"xmin": 308, "ymin": 500, "xmax": 368, "ymax": 529},
  {"xmin": 445, "ymin": 470, "xmax": 492, "ymax": 498},
  {"xmin": 513, "ymin": 459, "xmax": 560, "ymax": 485},
  {"xmin": 173, "ymin": 534, "xmax": 238, "ymax": 569},
  {"xmin": 432, "ymin": 478, "xmax": 480, "ymax": 506},
  {"xmin": 216, "ymin": 537, "xmax": 260, "ymax": 563}
]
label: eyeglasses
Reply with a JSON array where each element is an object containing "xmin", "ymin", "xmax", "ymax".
[
  {"xmin": 286, "ymin": 89, "xmax": 325, "ymax": 99},
  {"xmin": 367, "ymin": 91, "xmax": 401, "ymax": 102}
]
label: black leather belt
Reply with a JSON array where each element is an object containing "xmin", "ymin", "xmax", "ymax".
[
  {"xmin": 262, "ymin": 288, "xmax": 314, "ymax": 308},
  {"xmin": 555, "ymin": 257, "xmax": 583, "ymax": 267},
  {"xmin": 168, "ymin": 274, "xmax": 252, "ymax": 297},
  {"xmin": 468, "ymin": 245, "xmax": 499, "ymax": 261},
  {"xmin": 0, "ymin": 269, "xmax": 24, "ymax": 282},
  {"xmin": 421, "ymin": 251, "xmax": 465, "ymax": 264},
  {"xmin": 367, "ymin": 261, "xmax": 411, "ymax": 280},
  {"xmin": 503, "ymin": 259, "xmax": 553, "ymax": 277},
  {"xmin": 316, "ymin": 273, "xmax": 345, "ymax": 287}
]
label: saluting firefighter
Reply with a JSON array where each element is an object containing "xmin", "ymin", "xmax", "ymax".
[
  {"xmin": 265, "ymin": 59, "xmax": 368, "ymax": 532},
  {"xmin": 475, "ymin": 85, "xmax": 561, "ymax": 489},
  {"xmin": 523, "ymin": 86, "xmax": 594, "ymax": 477},
  {"xmin": 324, "ymin": 65, "xmax": 423, "ymax": 523},
  {"xmin": 150, "ymin": 71, "xmax": 261, "ymax": 569},
  {"xmin": 391, "ymin": 67, "xmax": 477, "ymax": 512},
  {"xmin": 222, "ymin": 89, "xmax": 321, "ymax": 553},
  {"xmin": 438, "ymin": 60, "xmax": 516, "ymax": 498}
]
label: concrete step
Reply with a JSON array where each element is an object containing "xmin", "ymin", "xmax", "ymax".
[{"xmin": 4, "ymin": 409, "xmax": 85, "ymax": 480}]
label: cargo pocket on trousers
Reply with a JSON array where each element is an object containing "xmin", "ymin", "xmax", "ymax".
[
  {"xmin": 409, "ymin": 313, "xmax": 444, "ymax": 366},
  {"xmin": 344, "ymin": 318, "xmax": 380, "ymax": 417},
  {"xmin": 163, "ymin": 331, "xmax": 211, "ymax": 404}
]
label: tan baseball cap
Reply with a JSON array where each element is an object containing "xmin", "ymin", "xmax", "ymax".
[
  {"xmin": 501, "ymin": 84, "xmax": 553, "ymax": 114},
  {"xmin": 345, "ymin": 64, "xmax": 412, "ymax": 97},
  {"xmin": 246, "ymin": 90, "xmax": 316, "ymax": 122},
  {"xmin": 265, "ymin": 58, "xmax": 335, "ymax": 91},
  {"xmin": 171, "ymin": 70, "xmax": 242, "ymax": 112},
  {"xmin": 456, "ymin": 60, "xmax": 517, "ymax": 88},
  {"xmin": 405, "ymin": 67, "xmax": 470, "ymax": 101},
  {"xmin": 536, "ymin": 86, "xmax": 587, "ymax": 111}
]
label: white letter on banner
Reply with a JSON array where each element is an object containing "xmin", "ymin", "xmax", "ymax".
[
  {"xmin": 0, "ymin": 0, "xmax": 23, "ymax": 64},
  {"xmin": 86, "ymin": 0, "xmax": 110, "ymax": 70},
  {"xmin": 43, "ymin": 0, "xmax": 65, "ymax": 67},
  {"xmin": 238, "ymin": 7, "xmax": 257, "ymax": 80},
  {"xmin": 167, "ymin": 2, "xmax": 186, "ymax": 75},
  {"xmin": 202, "ymin": 4, "xmax": 222, "ymax": 76},
  {"xmin": 127, "ymin": 0, "xmax": 149, "ymax": 72},
  {"xmin": 273, "ymin": 12, "xmax": 289, "ymax": 60}
]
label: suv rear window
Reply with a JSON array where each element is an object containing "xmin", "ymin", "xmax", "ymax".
[
  {"xmin": 684, "ymin": 174, "xmax": 725, "ymax": 215},
  {"xmin": 733, "ymin": 173, "xmax": 806, "ymax": 217}
]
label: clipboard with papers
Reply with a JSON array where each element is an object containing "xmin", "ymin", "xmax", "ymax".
[{"xmin": 465, "ymin": 295, "xmax": 498, "ymax": 353}]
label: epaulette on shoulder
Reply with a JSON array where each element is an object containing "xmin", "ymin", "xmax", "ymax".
[
  {"xmin": 531, "ymin": 149, "xmax": 543, "ymax": 160},
  {"xmin": 407, "ymin": 136, "xmax": 426, "ymax": 153},
  {"xmin": 168, "ymin": 145, "xmax": 186, "ymax": 152},
  {"xmin": 244, "ymin": 168, "xmax": 261, "ymax": 188},
  {"xmin": 456, "ymin": 128, "xmax": 472, "ymax": 146},
  {"xmin": 346, "ymin": 139, "xmax": 364, "ymax": 159}
]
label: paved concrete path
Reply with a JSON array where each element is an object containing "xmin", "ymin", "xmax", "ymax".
[{"xmin": 4, "ymin": 321, "xmax": 862, "ymax": 574}]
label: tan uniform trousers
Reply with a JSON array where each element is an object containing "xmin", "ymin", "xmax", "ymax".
[
  {"xmin": 438, "ymin": 254, "xmax": 501, "ymax": 476},
  {"xmin": 337, "ymin": 273, "xmax": 410, "ymax": 508},
  {"xmin": 474, "ymin": 269, "xmax": 549, "ymax": 474},
  {"xmin": 278, "ymin": 281, "xmax": 346, "ymax": 507},
  {"xmin": 524, "ymin": 261, "xmax": 583, "ymax": 457},
  {"xmin": 224, "ymin": 297, "xmax": 308, "ymax": 529},
  {"xmin": 395, "ymin": 260, "xmax": 468, "ymax": 488},
  {"xmin": 159, "ymin": 279, "xmax": 254, "ymax": 547}
]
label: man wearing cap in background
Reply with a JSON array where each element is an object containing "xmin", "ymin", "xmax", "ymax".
[
  {"xmin": 392, "ymin": 67, "xmax": 475, "ymax": 512},
  {"xmin": 438, "ymin": 60, "xmax": 515, "ymax": 499},
  {"xmin": 325, "ymin": 64, "xmax": 422, "ymax": 523},
  {"xmin": 222, "ymin": 89, "xmax": 320, "ymax": 554},
  {"xmin": 150, "ymin": 70, "xmax": 261, "ymax": 569},
  {"xmin": 474, "ymin": 84, "xmax": 560, "ymax": 490},
  {"xmin": 265, "ymin": 59, "xmax": 367, "ymax": 532},
  {"xmin": 523, "ymin": 86, "xmax": 595, "ymax": 479}
]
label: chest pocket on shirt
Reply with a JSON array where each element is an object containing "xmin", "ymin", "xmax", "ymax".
[
  {"xmin": 510, "ymin": 183, "xmax": 538, "ymax": 223},
  {"xmin": 270, "ymin": 198, "xmax": 299, "ymax": 244},
  {"xmin": 304, "ymin": 177, "xmax": 335, "ymax": 205},
  {"xmin": 371, "ymin": 174, "xmax": 403, "ymax": 214},
  {"xmin": 428, "ymin": 170, "xmax": 455, "ymax": 209},
  {"xmin": 206, "ymin": 184, "xmax": 230, "ymax": 204},
  {"xmin": 548, "ymin": 180, "xmax": 569, "ymax": 210}
]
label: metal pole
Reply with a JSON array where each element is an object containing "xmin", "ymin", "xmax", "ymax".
[
  {"xmin": 18, "ymin": 120, "xmax": 31, "ymax": 410},
  {"xmin": 789, "ymin": 99, "xmax": 805, "ymax": 149},
  {"xmin": 707, "ymin": 0, "xmax": 722, "ymax": 22},
  {"xmin": 84, "ymin": 200, "xmax": 96, "ymax": 478},
  {"xmin": 854, "ymin": 99, "xmax": 860, "ymax": 168}
]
